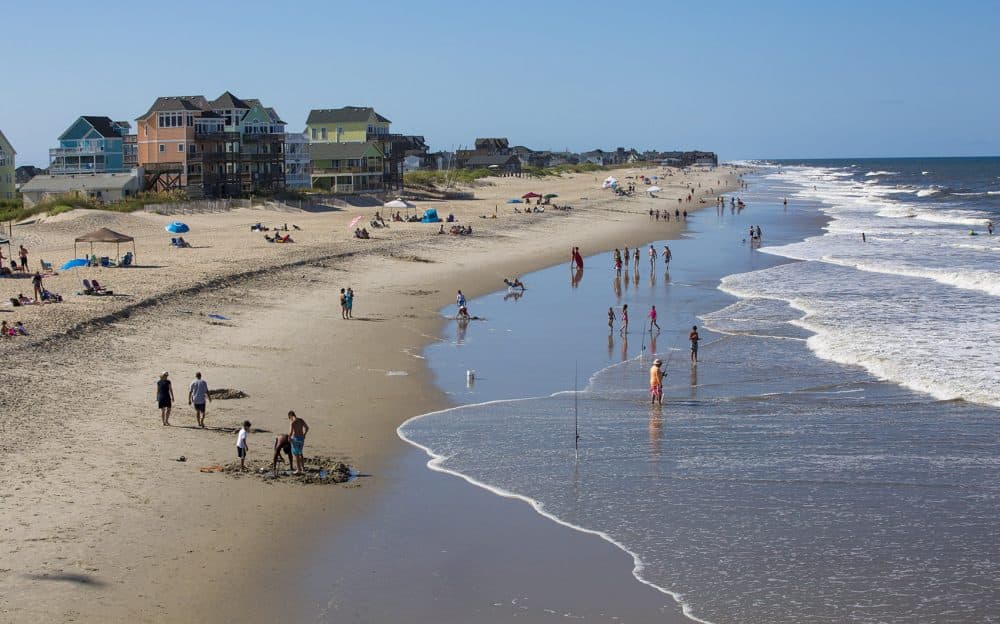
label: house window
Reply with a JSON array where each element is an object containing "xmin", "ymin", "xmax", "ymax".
[
  {"xmin": 321, "ymin": 128, "xmax": 328, "ymax": 140},
  {"xmin": 159, "ymin": 144, "xmax": 165, "ymax": 152},
  {"xmin": 311, "ymin": 128, "xmax": 317, "ymax": 140},
  {"xmin": 178, "ymin": 144, "xmax": 184, "ymax": 152}
]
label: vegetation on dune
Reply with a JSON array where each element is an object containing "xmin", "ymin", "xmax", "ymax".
[
  {"xmin": 0, "ymin": 191, "xmax": 188, "ymax": 224},
  {"xmin": 403, "ymin": 162, "xmax": 643, "ymax": 189}
]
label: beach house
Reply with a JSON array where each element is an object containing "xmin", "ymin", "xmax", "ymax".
[
  {"xmin": 135, "ymin": 91, "xmax": 286, "ymax": 198},
  {"xmin": 49, "ymin": 116, "xmax": 132, "ymax": 175},
  {"xmin": 0, "ymin": 130, "xmax": 14, "ymax": 200},
  {"xmin": 305, "ymin": 106, "xmax": 394, "ymax": 194},
  {"xmin": 283, "ymin": 132, "xmax": 311, "ymax": 189}
]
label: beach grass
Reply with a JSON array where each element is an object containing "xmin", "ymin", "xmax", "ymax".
[{"xmin": 0, "ymin": 190, "xmax": 188, "ymax": 223}]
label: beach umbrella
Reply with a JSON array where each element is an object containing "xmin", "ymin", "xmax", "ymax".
[
  {"xmin": 544, "ymin": 193, "xmax": 558, "ymax": 199},
  {"xmin": 522, "ymin": 192, "xmax": 542, "ymax": 199},
  {"xmin": 506, "ymin": 199, "xmax": 523, "ymax": 204},
  {"xmin": 61, "ymin": 258, "xmax": 89, "ymax": 270},
  {"xmin": 166, "ymin": 222, "xmax": 189, "ymax": 234},
  {"xmin": 647, "ymin": 186, "xmax": 662, "ymax": 193},
  {"xmin": 348, "ymin": 215, "xmax": 364, "ymax": 231},
  {"xmin": 383, "ymin": 199, "xmax": 415, "ymax": 209}
]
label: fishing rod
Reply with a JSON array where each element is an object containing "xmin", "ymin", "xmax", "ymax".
[{"xmin": 574, "ymin": 361, "xmax": 580, "ymax": 461}]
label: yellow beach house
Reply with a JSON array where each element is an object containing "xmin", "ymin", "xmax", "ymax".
[
  {"xmin": 0, "ymin": 129, "xmax": 15, "ymax": 201},
  {"xmin": 305, "ymin": 106, "xmax": 392, "ymax": 193}
]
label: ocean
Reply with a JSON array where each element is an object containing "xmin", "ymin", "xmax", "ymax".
[{"xmin": 399, "ymin": 158, "xmax": 999, "ymax": 623}]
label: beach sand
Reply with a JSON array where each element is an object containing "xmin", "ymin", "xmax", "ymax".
[{"xmin": 0, "ymin": 167, "xmax": 740, "ymax": 622}]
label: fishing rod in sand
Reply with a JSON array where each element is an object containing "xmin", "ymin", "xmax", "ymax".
[{"xmin": 574, "ymin": 361, "xmax": 580, "ymax": 461}]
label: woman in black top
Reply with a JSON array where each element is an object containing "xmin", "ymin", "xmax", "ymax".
[{"xmin": 157, "ymin": 372, "xmax": 174, "ymax": 426}]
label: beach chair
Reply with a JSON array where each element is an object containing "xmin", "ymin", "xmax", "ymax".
[
  {"xmin": 40, "ymin": 260, "xmax": 55, "ymax": 274},
  {"xmin": 100, "ymin": 256, "xmax": 111, "ymax": 267},
  {"xmin": 82, "ymin": 279, "xmax": 95, "ymax": 295},
  {"xmin": 120, "ymin": 252, "xmax": 133, "ymax": 266},
  {"xmin": 91, "ymin": 279, "xmax": 112, "ymax": 295}
]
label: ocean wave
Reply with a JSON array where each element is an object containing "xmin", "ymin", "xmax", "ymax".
[
  {"xmin": 916, "ymin": 187, "xmax": 943, "ymax": 197},
  {"xmin": 865, "ymin": 170, "xmax": 899, "ymax": 177}
]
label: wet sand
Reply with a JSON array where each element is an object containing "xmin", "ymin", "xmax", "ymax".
[{"xmin": 0, "ymin": 167, "xmax": 740, "ymax": 622}]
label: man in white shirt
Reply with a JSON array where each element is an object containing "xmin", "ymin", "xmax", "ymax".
[{"xmin": 188, "ymin": 371, "xmax": 211, "ymax": 428}]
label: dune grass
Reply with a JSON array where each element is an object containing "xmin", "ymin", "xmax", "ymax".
[{"xmin": 0, "ymin": 191, "xmax": 187, "ymax": 224}]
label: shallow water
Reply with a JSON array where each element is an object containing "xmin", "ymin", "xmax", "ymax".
[{"xmin": 402, "ymin": 170, "xmax": 1000, "ymax": 623}]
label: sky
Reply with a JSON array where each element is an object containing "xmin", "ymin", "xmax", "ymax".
[{"xmin": 4, "ymin": 0, "xmax": 999, "ymax": 166}]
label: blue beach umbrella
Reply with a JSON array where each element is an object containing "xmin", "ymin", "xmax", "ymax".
[
  {"xmin": 61, "ymin": 258, "xmax": 89, "ymax": 270},
  {"xmin": 166, "ymin": 222, "xmax": 190, "ymax": 234},
  {"xmin": 506, "ymin": 199, "xmax": 523, "ymax": 204}
]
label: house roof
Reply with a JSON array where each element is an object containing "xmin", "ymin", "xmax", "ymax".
[
  {"xmin": 309, "ymin": 142, "xmax": 383, "ymax": 160},
  {"xmin": 464, "ymin": 154, "xmax": 519, "ymax": 167},
  {"xmin": 0, "ymin": 129, "xmax": 14, "ymax": 154},
  {"xmin": 209, "ymin": 91, "xmax": 252, "ymax": 110},
  {"xmin": 263, "ymin": 107, "xmax": 285, "ymax": 124},
  {"xmin": 306, "ymin": 107, "xmax": 391, "ymax": 125},
  {"xmin": 21, "ymin": 172, "xmax": 139, "ymax": 194},
  {"xmin": 136, "ymin": 96, "xmax": 209, "ymax": 119},
  {"xmin": 79, "ymin": 116, "xmax": 123, "ymax": 138}
]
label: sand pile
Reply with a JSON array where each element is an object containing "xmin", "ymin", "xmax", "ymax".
[{"xmin": 217, "ymin": 456, "xmax": 353, "ymax": 485}]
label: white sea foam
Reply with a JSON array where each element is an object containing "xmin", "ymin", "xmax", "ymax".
[
  {"xmin": 916, "ymin": 187, "xmax": 943, "ymax": 197},
  {"xmin": 865, "ymin": 170, "xmax": 899, "ymax": 177},
  {"xmin": 747, "ymin": 165, "xmax": 1000, "ymax": 407}
]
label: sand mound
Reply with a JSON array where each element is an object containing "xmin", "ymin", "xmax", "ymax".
[
  {"xmin": 208, "ymin": 388, "xmax": 248, "ymax": 400},
  {"xmin": 219, "ymin": 456, "xmax": 353, "ymax": 485}
]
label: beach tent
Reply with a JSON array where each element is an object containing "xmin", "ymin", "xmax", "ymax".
[
  {"xmin": 383, "ymin": 199, "xmax": 415, "ymax": 210},
  {"xmin": 522, "ymin": 192, "xmax": 542, "ymax": 199},
  {"xmin": 0, "ymin": 234, "xmax": 10, "ymax": 260},
  {"xmin": 420, "ymin": 208, "xmax": 441, "ymax": 223},
  {"xmin": 74, "ymin": 227, "xmax": 136, "ymax": 264},
  {"xmin": 602, "ymin": 176, "xmax": 618, "ymax": 189},
  {"xmin": 647, "ymin": 186, "xmax": 662, "ymax": 193}
]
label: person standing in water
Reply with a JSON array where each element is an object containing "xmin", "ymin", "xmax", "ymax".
[
  {"xmin": 607, "ymin": 306, "xmax": 616, "ymax": 331},
  {"xmin": 648, "ymin": 244, "xmax": 657, "ymax": 269},
  {"xmin": 620, "ymin": 304, "xmax": 629, "ymax": 336},
  {"xmin": 649, "ymin": 358, "xmax": 665, "ymax": 406},
  {"xmin": 663, "ymin": 245, "xmax": 672, "ymax": 266},
  {"xmin": 689, "ymin": 325, "xmax": 700, "ymax": 364}
]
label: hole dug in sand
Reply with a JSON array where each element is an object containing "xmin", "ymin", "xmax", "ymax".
[
  {"xmin": 207, "ymin": 388, "xmax": 249, "ymax": 400},
  {"xmin": 219, "ymin": 456, "xmax": 354, "ymax": 485}
]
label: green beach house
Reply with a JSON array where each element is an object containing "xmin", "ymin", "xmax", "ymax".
[
  {"xmin": 305, "ymin": 106, "xmax": 392, "ymax": 193},
  {"xmin": 0, "ymin": 129, "xmax": 15, "ymax": 200}
]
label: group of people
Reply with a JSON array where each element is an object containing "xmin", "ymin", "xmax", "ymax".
[
  {"xmin": 0, "ymin": 320, "xmax": 28, "ymax": 337},
  {"xmin": 155, "ymin": 370, "xmax": 310, "ymax": 475},
  {"xmin": 747, "ymin": 224, "xmax": 763, "ymax": 244},
  {"xmin": 0, "ymin": 244, "xmax": 29, "ymax": 273},
  {"xmin": 648, "ymin": 208, "xmax": 688, "ymax": 222},
  {"xmin": 354, "ymin": 227, "xmax": 371, "ymax": 239},
  {"xmin": 339, "ymin": 287, "xmax": 355, "ymax": 319},
  {"xmin": 648, "ymin": 326, "xmax": 701, "ymax": 406},
  {"xmin": 609, "ymin": 244, "xmax": 673, "ymax": 276}
]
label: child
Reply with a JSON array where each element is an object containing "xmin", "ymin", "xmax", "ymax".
[
  {"xmin": 607, "ymin": 306, "xmax": 616, "ymax": 330},
  {"xmin": 237, "ymin": 420, "xmax": 251, "ymax": 470}
]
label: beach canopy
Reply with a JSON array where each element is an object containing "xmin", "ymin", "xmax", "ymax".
[
  {"xmin": 421, "ymin": 208, "xmax": 441, "ymax": 223},
  {"xmin": 522, "ymin": 192, "xmax": 542, "ymax": 199},
  {"xmin": 383, "ymin": 199, "xmax": 415, "ymax": 209},
  {"xmin": 61, "ymin": 258, "xmax": 89, "ymax": 270},
  {"xmin": 165, "ymin": 222, "xmax": 189, "ymax": 234},
  {"xmin": 544, "ymin": 193, "xmax": 558, "ymax": 199},
  {"xmin": 74, "ymin": 227, "xmax": 136, "ymax": 263},
  {"xmin": 647, "ymin": 186, "xmax": 662, "ymax": 193},
  {"xmin": 602, "ymin": 176, "xmax": 618, "ymax": 189}
]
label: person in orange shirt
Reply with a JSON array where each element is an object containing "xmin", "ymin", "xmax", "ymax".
[{"xmin": 649, "ymin": 358, "xmax": 665, "ymax": 406}]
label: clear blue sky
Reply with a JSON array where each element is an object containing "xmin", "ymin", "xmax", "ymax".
[{"xmin": 5, "ymin": 0, "xmax": 998, "ymax": 166}]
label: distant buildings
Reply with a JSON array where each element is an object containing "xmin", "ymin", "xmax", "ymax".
[
  {"xmin": 49, "ymin": 116, "xmax": 132, "ymax": 175},
  {"xmin": 135, "ymin": 91, "xmax": 286, "ymax": 198},
  {"xmin": 455, "ymin": 138, "xmax": 521, "ymax": 173},
  {"xmin": 20, "ymin": 171, "xmax": 142, "ymax": 208},
  {"xmin": 0, "ymin": 130, "xmax": 14, "ymax": 200},
  {"xmin": 283, "ymin": 132, "xmax": 310, "ymax": 189}
]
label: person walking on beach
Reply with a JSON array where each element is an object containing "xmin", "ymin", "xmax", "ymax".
[
  {"xmin": 649, "ymin": 358, "xmax": 665, "ymax": 406},
  {"xmin": 19, "ymin": 245, "xmax": 28, "ymax": 272},
  {"xmin": 346, "ymin": 287, "xmax": 355, "ymax": 319},
  {"xmin": 572, "ymin": 247, "xmax": 584, "ymax": 269},
  {"xmin": 287, "ymin": 410, "xmax": 309, "ymax": 474},
  {"xmin": 648, "ymin": 305, "xmax": 661, "ymax": 332},
  {"xmin": 236, "ymin": 420, "xmax": 251, "ymax": 471},
  {"xmin": 689, "ymin": 325, "xmax": 701, "ymax": 364},
  {"xmin": 156, "ymin": 371, "xmax": 174, "ymax": 426},
  {"xmin": 624, "ymin": 247, "xmax": 631, "ymax": 265},
  {"xmin": 620, "ymin": 304, "xmax": 629, "ymax": 336},
  {"xmin": 188, "ymin": 371, "xmax": 211, "ymax": 428},
  {"xmin": 648, "ymin": 244, "xmax": 657, "ymax": 269},
  {"xmin": 608, "ymin": 306, "xmax": 616, "ymax": 331},
  {"xmin": 456, "ymin": 290, "xmax": 466, "ymax": 311},
  {"xmin": 339, "ymin": 288, "xmax": 348, "ymax": 319},
  {"xmin": 633, "ymin": 247, "xmax": 639, "ymax": 271},
  {"xmin": 663, "ymin": 245, "xmax": 672, "ymax": 266}
]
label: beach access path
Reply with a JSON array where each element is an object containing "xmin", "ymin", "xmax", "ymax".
[{"xmin": 0, "ymin": 167, "xmax": 741, "ymax": 622}]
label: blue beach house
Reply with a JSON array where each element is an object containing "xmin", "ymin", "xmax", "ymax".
[{"xmin": 49, "ymin": 116, "xmax": 132, "ymax": 174}]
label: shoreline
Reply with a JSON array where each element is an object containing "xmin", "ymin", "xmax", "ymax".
[{"xmin": 0, "ymin": 167, "xmax": 742, "ymax": 622}]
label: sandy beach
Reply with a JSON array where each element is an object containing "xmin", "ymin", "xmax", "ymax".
[{"xmin": 0, "ymin": 166, "xmax": 740, "ymax": 622}]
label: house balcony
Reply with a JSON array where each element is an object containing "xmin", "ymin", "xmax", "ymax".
[
  {"xmin": 49, "ymin": 161, "xmax": 109, "ymax": 175},
  {"xmin": 187, "ymin": 151, "xmax": 228, "ymax": 163},
  {"xmin": 311, "ymin": 167, "xmax": 383, "ymax": 175},
  {"xmin": 242, "ymin": 132, "xmax": 285, "ymax": 143},
  {"xmin": 194, "ymin": 130, "xmax": 238, "ymax": 141},
  {"xmin": 239, "ymin": 152, "xmax": 284, "ymax": 162}
]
